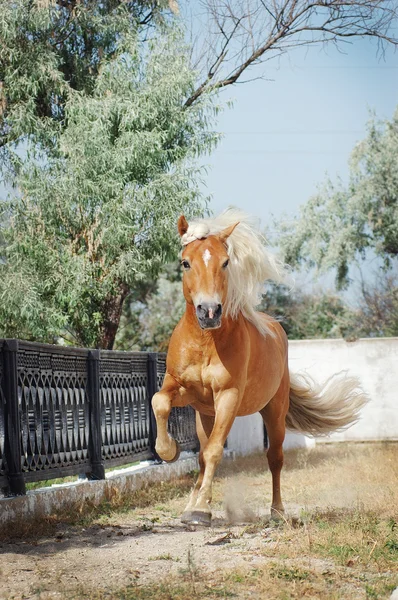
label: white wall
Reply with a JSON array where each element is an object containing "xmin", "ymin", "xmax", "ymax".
[
  {"xmin": 226, "ymin": 338, "xmax": 398, "ymax": 455},
  {"xmin": 289, "ymin": 337, "xmax": 398, "ymax": 443},
  {"xmin": 226, "ymin": 414, "xmax": 316, "ymax": 455},
  {"xmin": 227, "ymin": 414, "xmax": 265, "ymax": 455}
]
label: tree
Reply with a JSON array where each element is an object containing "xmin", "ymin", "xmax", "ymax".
[
  {"xmin": 116, "ymin": 265, "xmax": 185, "ymax": 352},
  {"xmin": 276, "ymin": 107, "xmax": 398, "ymax": 289},
  {"xmin": 2, "ymin": 1, "xmax": 398, "ymax": 350},
  {"xmin": 0, "ymin": 0, "xmax": 175, "ymax": 155},
  {"xmin": 115, "ymin": 262, "xmax": 184, "ymax": 351},
  {"xmin": 186, "ymin": 0, "xmax": 398, "ymax": 106},
  {"xmin": 0, "ymin": 10, "xmax": 217, "ymax": 348},
  {"xmin": 355, "ymin": 275, "xmax": 398, "ymax": 337},
  {"xmin": 260, "ymin": 282, "xmax": 356, "ymax": 339},
  {"xmin": 3, "ymin": 1, "xmax": 396, "ymax": 137},
  {"xmin": 117, "ymin": 269, "xmax": 355, "ymax": 349}
]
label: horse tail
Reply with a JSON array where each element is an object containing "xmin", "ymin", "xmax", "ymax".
[{"xmin": 286, "ymin": 371, "xmax": 368, "ymax": 436}]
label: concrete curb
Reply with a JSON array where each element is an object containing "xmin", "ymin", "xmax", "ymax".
[{"xmin": 0, "ymin": 454, "xmax": 198, "ymax": 530}]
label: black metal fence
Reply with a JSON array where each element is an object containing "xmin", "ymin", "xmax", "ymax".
[{"xmin": 0, "ymin": 339, "xmax": 198, "ymax": 496}]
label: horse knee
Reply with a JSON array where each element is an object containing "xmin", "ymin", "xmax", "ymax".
[
  {"xmin": 152, "ymin": 392, "xmax": 171, "ymax": 418},
  {"xmin": 203, "ymin": 442, "xmax": 224, "ymax": 466}
]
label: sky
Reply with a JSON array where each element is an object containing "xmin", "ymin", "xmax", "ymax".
[
  {"xmin": 201, "ymin": 37, "xmax": 398, "ymax": 231},
  {"xmin": 2, "ymin": 18, "xmax": 397, "ymax": 296}
]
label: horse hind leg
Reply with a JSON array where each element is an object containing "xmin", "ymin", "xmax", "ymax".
[{"xmin": 260, "ymin": 373, "xmax": 289, "ymax": 520}]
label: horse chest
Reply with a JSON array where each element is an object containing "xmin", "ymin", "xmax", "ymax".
[{"xmin": 180, "ymin": 362, "xmax": 231, "ymax": 401}]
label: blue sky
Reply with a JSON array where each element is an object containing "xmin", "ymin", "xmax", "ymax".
[
  {"xmin": 202, "ymin": 37, "xmax": 398, "ymax": 234},
  {"xmin": 2, "ymin": 26, "xmax": 396, "ymax": 295}
]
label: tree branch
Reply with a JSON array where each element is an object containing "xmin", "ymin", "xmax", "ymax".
[{"xmin": 185, "ymin": 0, "xmax": 398, "ymax": 107}]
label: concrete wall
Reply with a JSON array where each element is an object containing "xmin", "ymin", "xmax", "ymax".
[
  {"xmin": 226, "ymin": 337, "xmax": 398, "ymax": 455},
  {"xmin": 0, "ymin": 454, "xmax": 198, "ymax": 529},
  {"xmin": 289, "ymin": 337, "xmax": 398, "ymax": 443},
  {"xmin": 227, "ymin": 414, "xmax": 265, "ymax": 455}
]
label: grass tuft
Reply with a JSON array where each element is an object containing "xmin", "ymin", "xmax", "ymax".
[
  {"xmin": 0, "ymin": 473, "xmax": 196, "ymax": 541},
  {"xmin": 2, "ymin": 443, "xmax": 398, "ymax": 600}
]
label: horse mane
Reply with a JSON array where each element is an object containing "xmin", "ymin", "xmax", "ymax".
[{"xmin": 181, "ymin": 208, "xmax": 288, "ymax": 336}]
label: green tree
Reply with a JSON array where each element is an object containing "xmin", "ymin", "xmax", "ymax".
[
  {"xmin": 2, "ymin": 0, "xmax": 397, "ymax": 350},
  {"xmin": 260, "ymin": 283, "xmax": 356, "ymax": 340},
  {"xmin": 116, "ymin": 264, "xmax": 185, "ymax": 352},
  {"xmin": 115, "ymin": 262, "xmax": 183, "ymax": 351},
  {"xmin": 0, "ymin": 0, "xmax": 173, "ymax": 154},
  {"xmin": 0, "ymin": 5, "xmax": 218, "ymax": 348},
  {"xmin": 277, "ymin": 108, "xmax": 398, "ymax": 289},
  {"xmin": 355, "ymin": 275, "xmax": 398, "ymax": 338}
]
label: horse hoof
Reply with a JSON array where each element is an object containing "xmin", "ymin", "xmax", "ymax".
[
  {"xmin": 270, "ymin": 507, "xmax": 285, "ymax": 523},
  {"xmin": 181, "ymin": 510, "xmax": 212, "ymax": 527},
  {"xmin": 164, "ymin": 441, "xmax": 181, "ymax": 463}
]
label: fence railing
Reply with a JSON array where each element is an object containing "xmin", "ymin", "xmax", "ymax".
[{"xmin": 0, "ymin": 339, "xmax": 198, "ymax": 496}]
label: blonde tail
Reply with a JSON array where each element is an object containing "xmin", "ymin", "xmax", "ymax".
[{"xmin": 286, "ymin": 371, "xmax": 368, "ymax": 436}]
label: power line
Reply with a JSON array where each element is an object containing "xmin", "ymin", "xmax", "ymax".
[
  {"xmin": 219, "ymin": 150, "xmax": 345, "ymax": 155},
  {"xmin": 266, "ymin": 65, "xmax": 398, "ymax": 70},
  {"xmin": 224, "ymin": 130, "xmax": 363, "ymax": 135}
]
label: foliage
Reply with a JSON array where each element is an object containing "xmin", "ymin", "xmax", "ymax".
[
  {"xmin": 2, "ymin": 1, "xmax": 397, "ymax": 349},
  {"xmin": 117, "ymin": 275, "xmax": 358, "ymax": 350},
  {"xmin": 116, "ymin": 268, "xmax": 398, "ymax": 349},
  {"xmin": 0, "ymin": 3, "xmax": 218, "ymax": 348},
  {"xmin": 261, "ymin": 275, "xmax": 398, "ymax": 341},
  {"xmin": 355, "ymin": 275, "xmax": 398, "ymax": 338},
  {"xmin": 260, "ymin": 282, "xmax": 356, "ymax": 340},
  {"xmin": 116, "ymin": 263, "xmax": 184, "ymax": 351},
  {"xmin": 0, "ymin": 0, "xmax": 171, "ymax": 155},
  {"xmin": 277, "ymin": 108, "xmax": 398, "ymax": 289}
]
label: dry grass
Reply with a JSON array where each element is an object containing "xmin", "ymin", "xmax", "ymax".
[
  {"xmin": 132, "ymin": 442, "xmax": 397, "ymax": 527},
  {"xmin": 0, "ymin": 473, "xmax": 196, "ymax": 541},
  {"xmin": 2, "ymin": 443, "xmax": 398, "ymax": 599},
  {"xmin": 82, "ymin": 443, "xmax": 398, "ymax": 599},
  {"xmin": 218, "ymin": 442, "xmax": 398, "ymax": 517}
]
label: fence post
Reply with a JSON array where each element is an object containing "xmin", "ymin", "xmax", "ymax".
[
  {"xmin": 147, "ymin": 353, "xmax": 161, "ymax": 462},
  {"xmin": 87, "ymin": 350, "xmax": 105, "ymax": 480},
  {"xmin": 2, "ymin": 339, "xmax": 26, "ymax": 496}
]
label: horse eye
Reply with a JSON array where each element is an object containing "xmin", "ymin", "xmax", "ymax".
[
  {"xmin": 181, "ymin": 260, "xmax": 191, "ymax": 270},
  {"xmin": 222, "ymin": 259, "xmax": 229, "ymax": 269}
]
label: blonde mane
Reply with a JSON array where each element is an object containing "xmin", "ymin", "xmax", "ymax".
[{"xmin": 181, "ymin": 208, "xmax": 288, "ymax": 336}]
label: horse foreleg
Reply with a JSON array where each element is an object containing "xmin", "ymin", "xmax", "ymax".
[
  {"xmin": 182, "ymin": 412, "xmax": 215, "ymax": 521},
  {"xmin": 183, "ymin": 389, "xmax": 238, "ymax": 527},
  {"xmin": 260, "ymin": 373, "xmax": 289, "ymax": 520},
  {"xmin": 152, "ymin": 383, "xmax": 180, "ymax": 463}
]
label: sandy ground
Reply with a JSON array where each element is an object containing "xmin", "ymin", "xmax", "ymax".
[
  {"xmin": 2, "ymin": 505, "xmax": 338, "ymax": 600},
  {"xmin": 1, "ymin": 444, "xmax": 397, "ymax": 599},
  {"xmin": 0, "ymin": 510, "xmax": 279, "ymax": 599}
]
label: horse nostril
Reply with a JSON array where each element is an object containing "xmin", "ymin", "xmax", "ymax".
[
  {"xmin": 196, "ymin": 302, "xmax": 221, "ymax": 321},
  {"xmin": 214, "ymin": 304, "xmax": 222, "ymax": 318}
]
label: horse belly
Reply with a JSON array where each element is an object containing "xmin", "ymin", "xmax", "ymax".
[
  {"xmin": 237, "ymin": 375, "xmax": 281, "ymax": 416},
  {"xmin": 236, "ymin": 336, "xmax": 287, "ymax": 416}
]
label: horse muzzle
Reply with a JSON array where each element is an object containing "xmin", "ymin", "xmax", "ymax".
[{"xmin": 196, "ymin": 302, "xmax": 222, "ymax": 329}]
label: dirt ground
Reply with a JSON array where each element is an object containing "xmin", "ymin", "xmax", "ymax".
[{"xmin": 1, "ymin": 443, "xmax": 397, "ymax": 600}]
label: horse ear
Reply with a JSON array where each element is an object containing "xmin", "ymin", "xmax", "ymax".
[
  {"xmin": 178, "ymin": 215, "xmax": 189, "ymax": 237},
  {"xmin": 218, "ymin": 222, "xmax": 239, "ymax": 243}
]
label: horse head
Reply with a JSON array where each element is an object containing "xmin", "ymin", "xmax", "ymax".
[{"xmin": 178, "ymin": 215, "xmax": 239, "ymax": 330}]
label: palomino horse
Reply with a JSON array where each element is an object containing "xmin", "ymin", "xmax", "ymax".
[{"xmin": 152, "ymin": 209, "xmax": 367, "ymax": 526}]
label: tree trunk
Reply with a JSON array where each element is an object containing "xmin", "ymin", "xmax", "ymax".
[{"xmin": 98, "ymin": 283, "xmax": 129, "ymax": 350}]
